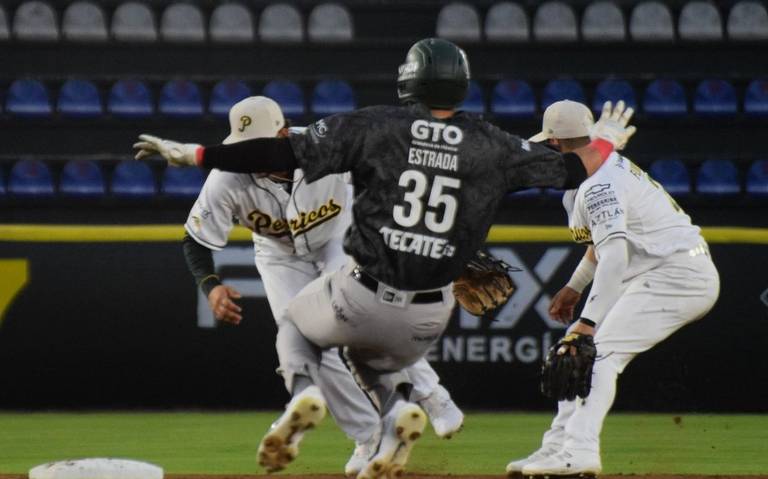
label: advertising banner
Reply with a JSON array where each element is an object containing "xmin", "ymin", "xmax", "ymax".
[{"xmin": 1, "ymin": 225, "xmax": 766, "ymax": 411}]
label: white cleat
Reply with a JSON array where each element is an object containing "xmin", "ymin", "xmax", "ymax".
[
  {"xmin": 521, "ymin": 450, "xmax": 602, "ymax": 478},
  {"xmin": 418, "ymin": 385, "xmax": 464, "ymax": 439},
  {"xmin": 505, "ymin": 444, "xmax": 561, "ymax": 477},
  {"xmin": 356, "ymin": 401, "xmax": 427, "ymax": 479},
  {"xmin": 257, "ymin": 386, "xmax": 326, "ymax": 473},
  {"xmin": 345, "ymin": 428, "xmax": 381, "ymax": 477}
]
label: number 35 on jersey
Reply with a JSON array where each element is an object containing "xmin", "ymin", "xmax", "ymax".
[{"xmin": 379, "ymin": 169, "xmax": 461, "ymax": 260}]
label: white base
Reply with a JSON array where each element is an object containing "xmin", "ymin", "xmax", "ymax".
[{"xmin": 29, "ymin": 458, "xmax": 163, "ymax": 479}]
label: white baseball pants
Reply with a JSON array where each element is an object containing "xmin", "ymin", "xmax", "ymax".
[{"xmin": 540, "ymin": 248, "xmax": 720, "ymax": 456}]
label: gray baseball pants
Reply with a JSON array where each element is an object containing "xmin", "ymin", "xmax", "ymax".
[{"xmin": 276, "ymin": 257, "xmax": 454, "ymax": 415}]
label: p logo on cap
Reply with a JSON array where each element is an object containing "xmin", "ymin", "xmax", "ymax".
[
  {"xmin": 223, "ymin": 96, "xmax": 286, "ymax": 145},
  {"xmin": 238, "ymin": 115, "xmax": 252, "ymax": 132}
]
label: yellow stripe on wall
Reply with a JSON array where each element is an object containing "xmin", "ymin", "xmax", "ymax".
[{"xmin": 0, "ymin": 224, "xmax": 767, "ymax": 244}]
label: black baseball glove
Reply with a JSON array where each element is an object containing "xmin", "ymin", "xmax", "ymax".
[
  {"xmin": 541, "ymin": 333, "xmax": 597, "ymax": 401},
  {"xmin": 453, "ymin": 250, "xmax": 520, "ymax": 318}
]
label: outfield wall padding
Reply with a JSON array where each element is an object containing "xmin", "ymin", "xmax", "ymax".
[{"xmin": 0, "ymin": 226, "xmax": 766, "ymax": 411}]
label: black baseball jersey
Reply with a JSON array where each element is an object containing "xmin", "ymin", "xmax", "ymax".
[{"xmin": 289, "ymin": 103, "xmax": 571, "ymax": 290}]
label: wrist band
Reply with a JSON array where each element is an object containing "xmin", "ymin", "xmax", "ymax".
[
  {"xmin": 579, "ymin": 317, "xmax": 596, "ymax": 327},
  {"xmin": 195, "ymin": 146, "xmax": 205, "ymax": 168},
  {"xmin": 566, "ymin": 256, "xmax": 597, "ymax": 293},
  {"xmin": 589, "ymin": 138, "xmax": 614, "ymax": 161}
]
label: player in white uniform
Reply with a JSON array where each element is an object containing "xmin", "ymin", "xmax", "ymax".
[
  {"xmin": 506, "ymin": 101, "xmax": 720, "ymax": 477},
  {"xmin": 181, "ymin": 97, "xmax": 463, "ymax": 475}
]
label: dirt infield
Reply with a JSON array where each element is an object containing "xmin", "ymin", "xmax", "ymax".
[
  {"xmin": 6, "ymin": 475, "xmax": 768, "ymax": 479},
  {"xmin": 4, "ymin": 475, "xmax": 766, "ymax": 479}
]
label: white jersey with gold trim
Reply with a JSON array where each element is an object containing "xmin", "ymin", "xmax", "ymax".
[
  {"xmin": 185, "ymin": 168, "xmax": 352, "ymax": 258},
  {"xmin": 564, "ymin": 152, "xmax": 703, "ymax": 260}
]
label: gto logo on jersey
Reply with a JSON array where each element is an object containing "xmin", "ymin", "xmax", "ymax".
[
  {"xmin": 238, "ymin": 115, "xmax": 252, "ymax": 132},
  {"xmin": 410, "ymin": 120, "xmax": 463, "ymax": 145},
  {"xmin": 246, "ymin": 198, "xmax": 342, "ymax": 237}
]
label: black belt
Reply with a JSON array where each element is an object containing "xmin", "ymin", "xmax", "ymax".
[{"xmin": 351, "ymin": 266, "xmax": 444, "ymax": 304}]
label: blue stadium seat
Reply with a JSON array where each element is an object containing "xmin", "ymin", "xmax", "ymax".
[
  {"xmin": 58, "ymin": 79, "xmax": 102, "ymax": 118},
  {"xmin": 159, "ymin": 79, "xmax": 204, "ymax": 118},
  {"xmin": 162, "ymin": 167, "xmax": 204, "ymax": 198},
  {"xmin": 5, "ymin": 79, "xmax": 51, "ymax": 117},
  {"xmin": 60, "ymin": 159, "xmax": 105, "ymax": 197},
  {"xmin": 541, "ymin": 79, "xmax": 586, "ymax": 110},
  {"xmin": 697, "ymin": 159, "xmax": 740, "ymax": 196},
  {"xmin": 592, "ymin": 79, "xmax": 637, "ymax": 114},
  {"xmin": 9, "ymin": 159, "xmax": 54, "ymax": 197},
  {"xmin": 694, "ymin": 79, "xmax": 738, "ymax": 117},
  {"xmin": 746, "ymin": 160, "xmax": 768, "ymax": 196},
  {"xmin": 108, "ymin": 79, "xmax": 154, "ymax": 118},
  {"xmin": 643, "ymin": 79, "xmax": 687, "ymax": 118},
  {"xmin": 111, "ymin": 160, "xmax": 156, "ymax": 198},
  {"xmin": 491, "ymin": 80, "xmax": 536, "ymax": 119},
  {"xmin": 649, "ymin": 159, "xmax": 691, "ymax": 196},
  {"xmin": 209, "ymin": 79, "xmax": 252, "ymax": 118},
  {"xmin": 744, "ymin": 79, "xmax": 768, "ymax": 117},
  {"xmin": 311, "ymin": 80, "xmax": 356, "ymax": 116},
  {"xmin": 263, "ymin": 80, "xmax": 305, "ymax": 118},
  {"xmin": 461, "ymin": 81, "xmax": 484, "ymax": 114}
]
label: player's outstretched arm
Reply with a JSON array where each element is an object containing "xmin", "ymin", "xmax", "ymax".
[
  {"xmin": 573, "ymin": 101, "xmax": 637, "ymax": 176},
  {"xmin": 133, "ymin": 134, "xmax": 202, "ymax": 167},
  {"xmin": 134, "ymin": 134, "xmax": 298, "ymax": 173}
]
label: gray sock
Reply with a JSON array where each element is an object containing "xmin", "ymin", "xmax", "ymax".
[{"xmin": 292, "ymin": 375, "xmax": 313, "ymax": 395}]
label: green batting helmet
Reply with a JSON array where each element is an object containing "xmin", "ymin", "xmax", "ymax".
[{"xmin": 397, "ymin": 38, "xmax": 470, "ymax": 109}]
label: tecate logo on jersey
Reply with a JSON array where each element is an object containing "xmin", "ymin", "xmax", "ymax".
[
  {"xmin": 410, "ymin": 120, "xmax": 463, "ymax": 145},
  {"xmin": 378, "ymin": 225, "xmax": 456, "ymax": 259}
]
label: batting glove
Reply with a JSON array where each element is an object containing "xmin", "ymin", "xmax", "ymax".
[
  {"xmin": 590, "ymin": 101, "xmax": 637, "ymax": 151},
  {"xmin": 133, "ymin": 134, "xmax": 201, "ymax": 167}
]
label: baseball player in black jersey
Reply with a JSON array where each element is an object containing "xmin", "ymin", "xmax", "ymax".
[{"xmin": 135, "ymin": 38, "xmax": 636, "ymax": 478}]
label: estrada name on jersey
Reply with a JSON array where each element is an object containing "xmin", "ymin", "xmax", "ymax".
[
  {"xmin": 564, "ymin": 153, "xmax": 704, "ymax": 271},
  {"xmin": 185, "ymin": 168, "xmax": 352, "ymax": 257},
  {"xmin": 289, "ymin": 103, "xmax": 572, "ymax": 290}
]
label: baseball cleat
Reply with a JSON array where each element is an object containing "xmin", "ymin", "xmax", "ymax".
[
  {"xmin": 505, "ymin": 444, "xmax": 561, "ymax": 478},
  {"xmin": 521, "ymin": 450, "xmax": 601, "ymax": 479},
  {"xmin": 418, "ymin": 385, "xmax": 464, "ymax": 438},
  {"xmin": 345, "ymin": 428, "xmax": 381, "ymax": 477},
  {"xmin": 356, "ymin": 401, "xmax": 427, "ymax": 479},
  {"xmin": 257, "ymin": 386, "xmax": 326, "ymax": 473}
]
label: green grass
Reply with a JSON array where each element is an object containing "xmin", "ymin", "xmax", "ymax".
[{"xmin": 0, "ymin": 411, "xmax": 766, "ymax": 475}]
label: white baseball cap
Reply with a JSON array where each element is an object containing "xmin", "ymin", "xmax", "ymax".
[
  {"xmin": 223, "ymin": 96, "xmax": 286, "ymax": 144},
  {"xmin": 529, "ymin": 100, "xmax": 594, "ymax": 142}
]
